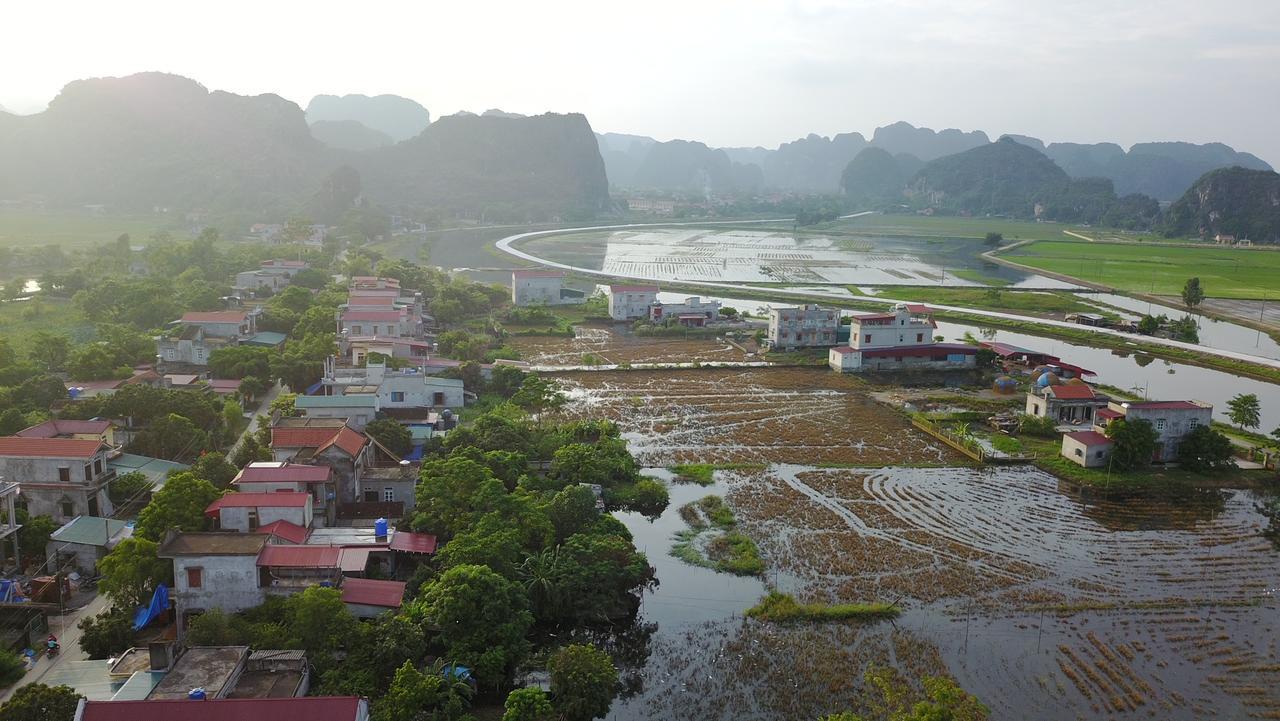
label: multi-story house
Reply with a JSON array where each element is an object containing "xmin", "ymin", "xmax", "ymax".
[
  {"xmin": 156, "ymin": 311, "xmax": 257, "ymax": 368},
  {"xmin": 828, "ymin": 304, "xmax": 976, "ymax": 371},
  {"xmin": 608, "ymin": 285, "xmax": 660, "ymax": 321},
  {"xmin": 767, "ymin": 304, "xmax": 839, "ymax": 349},
  {"xmin": 511, "ymin": 269, "xmax": 568, "ymax": 306},
  {"xmin": 0, "ymin": 437, "xmax": 115, "ymax": 521},
  {"xmin": 1093, "ymin": 399, "xmax": 1214, "ymax": 462}
]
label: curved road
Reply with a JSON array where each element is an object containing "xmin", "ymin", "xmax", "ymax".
[{"xmin": 494, "ymin": 221, "xmax": 1280, "ymax": 371}]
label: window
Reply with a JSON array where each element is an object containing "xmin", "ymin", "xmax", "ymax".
[
  {"xmin": 383, "ymin": 488, "xmax": 395, "ymax": 502},
  {"xmin": 58, "ymin": 467, "xmax": 71, "ymax": 482},
  {"xmin": 364, "ymin": 490, "xmax": 378, "ymax": 502},
  {"xmin": 1033, "ymin": 404, "xmax": 1040, "ymax": 414},
  {"xmin": 864, "ymin": 334, "xmax": 872, "ymax": 343},
  {"xmin": 390, "ymin": 391, "xmax": 405, "ymax": 402},
  {"xmin": 60, "ymin": 500, "xmax": 74, "ymax": 517},
  {"xmin": 352, "ymin": 325, "xmax": 363, "ymax": 335},
  {"xmin": 916, "ymin": 333, "xmax": 924, "ymax": 343},
  {"xmin": 433, "ymin": 392, "xmax": 445, "ymax": 405},
  {"xmin": 1095, "ymin": 451, "xmax": 1106, "ymax": 459},
  {"xmin": 247, "ymin": 510, "xmax": 259, "ymax": 531},
  {"xmin": 1074, "ymin": 448, "xmax": 1083, "ymax": 457},
  {"xmin": 84, "ymin": 464, "xmax": 93, "ymax": 481},
  {"xmin": 1188, "ymin": 418, "xmax": 1200, "ymax": 429},
  {"xmin": 899, "ymin": 335, "xmax": 904, "ymax": 343},
  {"xmin": 94, "ymin": 459, "xmax": 103, "ymax": 475},
  {"xmin": 1155, "ymin": 418, "xmax": 1166, "ymax": 431},
  {"xmin": 187, "ymin": 567, "xmax": 203, "ymax": 588}
]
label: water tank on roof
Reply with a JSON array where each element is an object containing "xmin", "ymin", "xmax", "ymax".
[
  {"xmin": 375, "ymin": 518, "xmax": 389, "ymax": 538},
  {"xmin": 188, "ymin": 688, "xmax": 207, "ymax": 700},
  {"xmin": 1036, "ymin": 372, "xmax": 1061, "ymax": 388}
]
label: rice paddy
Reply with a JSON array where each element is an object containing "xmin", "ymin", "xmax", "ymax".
[{"xmin": 508, "ymin": 326, "xmax": 755, "ymax": 367}]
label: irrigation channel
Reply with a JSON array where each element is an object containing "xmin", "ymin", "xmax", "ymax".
[{"xmin": 568, "ymin": 368, "xmax": 1280, "ymax": 721}]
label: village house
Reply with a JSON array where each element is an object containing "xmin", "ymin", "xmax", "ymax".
[
  {"xmin": 206, "ymin": 492, "xmax": 313, "ymax": 532},
  {"xmin": 510, "ymin": 269, "xmax": 584, "ymax": 306},
  {"xmin": 75, "ymin": 694, "xmax": 369, "ymax": 720},
  {"xmin": 767, "ymin": 304, "xmax": 839, "ymax": 349},
  {"xmin": 339, "ymin": 336, "xmax": 434, "ymax": 365},
  {"xmin": 268, "ymin": 418, "xmax": 404, "ymax": 509},
  {"xmin": 340, "ymin": 577, "xmax": 407, "ymax": 619},
  {"xmin": 336, "ymin": 309, "xmax": 417, "ymax": 339},
  {"xmin": 17, "ymin": 418, "xmax": 116, "ymax": 446},
  {"xmin": 649, "ymin": 296, "xmax": 722, "ymax": 326},
  {"xmin": 1025, "ymin": 383, "xmax": 1110, "ymax": 425},
  {"xmin": 320, "ymin": 357, "xmax": 465, "ymax": 410},
  {"xmin": 156, "ymin": 310, "xmax": 258, "ymax": 368},
  {"xmin": 158, "ymin": 532, "xmax": 270, "ymax": 634},
  {"xmin": 1092, "ymin": 399, "xmax": 1214, "ymax": 462},
  {"xmin": 607, "ymin": 284, "xmax": 660, "ymax": 321},
  {"xmin": 292, "ymin": 393, "xmax": 379, "ymax": 430},
  {"xmin": 46, "ymin": 515, "xmax": 130, "ymax": 575},
  {"xmin": 0, "ymin": 437, "xmax": 115, "ymax": 521},
  {"xmin": 829, "ymin": 304, "xmax": 976, "ymax": 372},
  {"xmin": 1061, "ymin": 430, "xmax": 1114, "ymax": 468}
]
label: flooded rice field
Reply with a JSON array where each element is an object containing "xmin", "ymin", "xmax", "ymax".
[
  {"xmin": 509, "ymin": 326, "xmax": 754, "ymax": 367},
  {"xmin": 583, "ymin": 367, "xmax": 1280, "ymax": 720}
]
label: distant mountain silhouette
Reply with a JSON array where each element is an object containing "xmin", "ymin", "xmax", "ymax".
[
  {"xmin": 840, "ymin": 147, "xmax": 912, "ymax": 205},
  {"xmin": 870, "ymin": 122, "xmax": 991, "ymax": 161},
  {"xmin": 629, "ymin": 139, "xmax": 761, "ymax": 192},
  {"xmin": 310, "ymin": 119, "xmax": 394, "ymax": 151},
  {"xmin": 305, "ymin": 93, "xmax": 430, "ymax": 143},
  {"xmin": 1164, "ymin": 167, "xmax": 1280, "ymax": 242},
  {"xmin": 763, "ymin": 133, "xmax": 867, "ymax": 191}
]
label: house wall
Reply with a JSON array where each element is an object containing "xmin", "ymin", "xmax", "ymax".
[
  {"xmin": 608, "ymin": 290, "xmax": 658, "ymax": 321},
  {"xmin": 850, "ymin": 316, "xmax": 934, "ymax": 349},
  {"xmin": 358, "ymin": 478, "xmax": 416, "ymax": 509},
  {"xmin": 170, "ymin": 555, "xmax": 266, "ymax": 622},
  {"xmin": 828, "ymin": 349, "xmax": 861, "ymax": 372},
  {"xmin": 45, "ymin": 541, "xmax": 106, "ymax": 575},
  {"xmin": 1122, "ymin": 405, "xmax": 1213, "ymax": 462},
  {"xmin": 649, "ymin": 297, "xmax": 721, "ymax": 322},
  {"xmin": 856, "ymin": 354, "xmax": 976, "ymax": 372},
  {"xmin": 767, "ymin": 306, "xmax": 839, "ymax": 348},
  {"xmin": 1061, "ymin": 436, "xmax": 1112, "ymax": 468},
  {"xmin": 296, "ymin": 404, "xmax": 375, "ymax": 429},
  {"xmin": 0, "ymin": 452, "xmax": 115, "ymax": 522},
  {"xmin": 236, "ymin": 480, "xmax": 333, "ymax": 523},
  {"xmin": 512, "ymin": 277, "xmax": 564, "ymax": 306},
  {"xmin": 217, "ymin": 502, "xmax": 311, "ymax": 532},
  {"xmin": 377, "ymin": 376, "xmax": 464, "ymax": 410}
]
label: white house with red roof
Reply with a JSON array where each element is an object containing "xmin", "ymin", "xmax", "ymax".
[
  {"xmin": 0, "ymin": 437, "xmax": 115, "ymax": 521},
  {"xmin": 233, "ymin": 462, "xmax": 337, "ymax": 525},
  {"xmin": 207, "ymin": 492, "xmax": 313, "ymax": 533},
  {"xmin": 607, "ymin": 284, "xmax": 660, "ymax": 320},
  {"xmin": 1061, "ymin": 430, "xmax": 1114, "ymax": 468},
  {"xmin": 828, "ymin": 304, "xmax": 976, "ymax": 371},
  {"xmin": 1025, "ymin": 383, "xmax": 1111, "ymax": 425}
]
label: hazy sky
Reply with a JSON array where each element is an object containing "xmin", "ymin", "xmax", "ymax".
[{"xmin": 4, "ymin": 1, "xmax": 1279, "ymax": 163}]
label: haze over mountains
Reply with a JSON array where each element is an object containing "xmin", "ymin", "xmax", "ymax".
[{"xmin": 0, "ymin": 72, "xmax": 1274, "ymax": 238}]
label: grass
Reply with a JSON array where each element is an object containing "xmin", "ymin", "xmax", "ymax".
[
  {"xmin": 744, "ymin": 591, "xmax": 900, "ymax": 623},
  {"xmin": 872, "ymin": 286, "xmax": 1107, "ymax": 316},
  {"xmin": 989, "ymin": 435, "xmax": 1024, "ymax": 454},
  {"xmin": 0, "ymin": 297, "xmax": 93, "ymax": 355},
  {"xmin": 671, "ymin": 495, "xmax": 764, "ymax": 577},
  {"xmin": 948, "ymin": 268, "xmax": 1012, "ymax": 286},
  {"xmin": 827, "ymin": 213, "xmax": 1093, "ymax": 242},
  {"xmin": 0, "ymin": 210, "xmax": 166, "ymax": 249},
  {"xmin": 1021, "ymin": 435, "xmax": 1269, "ymax": 490},
  {"xmin": 1002, "ymin": 240, "xmax": 1280, "ymax": 299}
]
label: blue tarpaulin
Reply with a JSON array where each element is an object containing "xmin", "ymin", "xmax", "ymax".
[
  {"xmin": 404, "ymin": 444, "xmax": 425, "ymax": 461},
  {"xmin": 304, "ymin": 381, "xmax": 323, "ymax": 395},
  {"xmin": 133, "ymin": 583, "xmax": 169, "ymax": 631}
]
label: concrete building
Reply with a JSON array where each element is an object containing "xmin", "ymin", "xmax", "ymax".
[
  {"xmin": 1093, "ymin": 399, "xmax": 1213, "ymax": 463},
  {"xmin": 158, "ymin": 532, "xmax": 270, "ymax": 633},
  {"xmin": 0, "ymin": 437, "xmax": 115, "ymax": 521},
  {"xmin": 649, "ymin": 296, "xmax": 721, "ymax": 325},
  {"xmin": 259, "ymin": 259, "xmax": 308, "ymax": 277},
  {"xmin": 1061, "ymin": 430, "xmax": 1114, "ymax": 468},
  {"xmin": 231, "ymin": 463, "xmax": 337, "ymax": 527},
  {"xmin": 157, "ymin": 311, "xmax": 257, "ymax": 368},
  {"xmin": 848, "ymin": 304, "xmax": 936, "ymax": 349},
  {"xmin": 511, "ymin": 269, "xmax": 568, "ymax": 306},
  {"xmin": 46, "ymin": 516, "xmax": 131, "ymax": 574},
  {"xmin": 17, "ymin": 419, "xmax": 115, "ymax": 446},
  {"xmin": 828, "ymin": 343, "xmax": 977, "ymax": 372},
  {"xmin": 767, "ymin": 304, "xmax": 839, "ymax": 349},
  {"xmin": 293, "ymin": 394, "xmax": 379, "ymax": 429},
  {"xmin": 608, "ymin": 285, "xmax": 660, "ymax": 321},
  {"xmin": 321, "ymin": 357, "xmax": 465, "ymax": 410},
  {"xmin": 1025, "ymin": 384, "xmax": 1110, "ymax": 425},
  {"xmin": 337, "ymin": 309, "xmax": 416, "ymax": 338},
  {"xmin": 269, "ymin": 418, "xmax": 406, "ymax": 507},
  {"xmin": 206, "ymin": 492, "xmax": 313, "ymax": 532}
]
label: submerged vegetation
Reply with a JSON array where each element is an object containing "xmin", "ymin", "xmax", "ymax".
[
  {"xmin": 745, "ymin": 591, "xmax": 900, "ymax": 623},
  {"xmin": 671, "ymin": 495, "xmax": 764, "ymax": 577}
]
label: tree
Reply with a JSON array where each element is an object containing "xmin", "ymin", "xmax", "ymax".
[
  {"xmin": 1136, "ymin": 315, "xmax": 1159, "ymax": 335},
  {"xmin": 98, "ymin": 537, "xmax": 172, "ymax": 608},
  {"xmin": 270, "ymin": 393, "xmax": 300, "ymax": 417},
  {"xmin": 0, "ymin": 683, "xmax": 84, "ymax": 719},
  {"xmin": 0, "ymin": 651, "xmax": 23, "ymax": 689},
  {"xmin": 184, "ymin": 608, "xmax": 251, "ymax": 647},
  {"xmin": 238, "ymin": 375, "xmax": 269, "ymax": 403},
  {"xmin": 372, "ymin": 661, "xmax": 473, "ymax": 721},
  {"xmin": 191, "ymin": 451, "xmax": 238, "ymax": 488},
  {"xmin": 416, "ymin": 564, "xmax": 533, "ymax": 683},
  {"xmin": 208, "ymin": 346, "xmax": 273, "ymax": 379},
  {"xmin": 1226, "ymin": 393, "xmax": 1261, "ymax": 430},
  {"xmin": 134, "ymin": 472, "xmax": 222, "ymax": 541},
  {"xmin": 1181, "ymin": 277, "xmax": 1205, "ymax": 308},
  {"xmin": 1105, "ymin": 418, "xmax": 1160, "ymax": 471},
  {"xmin": 286, "ymin": 587, "xmax": 361, "ymax": 673},
  {"xmin": 550, "ymin": 485, "xmax": 598, "ymax": 542},
  {"xmin": 1175, "ymin": 426, "xmax": 1237, "ymax": 472},
  {"xmin": 76, "ymin": 608, "xmax": 136, "ymax": 659},
  {"xmin": 26, "ymin": 332, "xmax": 71, "ymax": 373},
  {"xmin": 231, "ymin": 434, "xmax": 272, "ymax": 468},
  {"xmin": 0, "ymin": 409, "xmax": 27, "ymax": 436},
  {"xmin": 502, "ymin": 687, "xmax": 554, "ymax": 721},
  {"xmin": 984, "ymin": 232, "xmax": 1003, "ymax": 247},
  {"xmin": 547, "ymin": 644, "xmax": 617, "ymax": 721},
  {"xmin": 511, "ymin": 375, "xmax": 565, "ymax": 412},
  {"xmin": 291, "ymin": 267, "xmax": 330, "ymax": 289},
  {"xmin": 107, "ymin": 471, "xmax": 153, "ymax": 505},
  {"xmin": 130, "ymin": 413, "xmax": 211, "ymax": 461},
  {"xmin": 15, "ymin": 511, "xmax": 57, "ymax": 570},
  {"xmin": 366, "ymin": 418, "xmax": 412, "ymax": 456}
]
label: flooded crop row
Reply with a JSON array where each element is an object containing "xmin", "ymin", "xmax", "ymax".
[{"xmin": 509, "ymin": 326, "xmax": 754, "ymax": 367}]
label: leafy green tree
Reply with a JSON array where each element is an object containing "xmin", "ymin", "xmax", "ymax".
[
  {"xmin": 238, "ymin": 375, "xmax": 269, "ymax": 403},
  {"xmin": 0, "ymin": 650, "xmax": 24, "ymax": 688},
  {"xmin": 0, "ymin": 339, "xmax": 15, "ymax": 369},
  {"xmin": 413, "ymin": 457, "xmax": 504, "ymax": 540},
  {"xmin": 1136, "ymin": 315, "xmax": 1159, "ymax": 334},
  {"xmin": 26, "ymin": 332, "xmax": 71, "ymax": 373},
  {"xmin": 208, "ymin": 346, "xmax": 273, "ymax": 379},
  {"xmin": 502, "ymin": 687, "xmax": 554, "ymax": 721},
  {"xmin": 1181, "ymin": 277, "xmax": 1205, "ymax": 308},
  {"xmin": 286, "ymin": 587, "xmax": 361, "ymax": 673},
  {"xmin": 547, "ymin": 644, "xmax": 617, "ymax": 721},
  {"xmin": 0, "ymin": 683, "xmax": 84, "ymax": 719},
  {"xmin": 551, "ymin": 532, "xmax": 654, "ymax": 625},
  {"xmin": 1105, "ymin": 418, "xmax": 1159, "ymax": 471},
  {"xmin": 15, "ymin": 511, "xmax": 57, "ymax": 570},
  {"xmin": 366, "ymin": 418, "xmax": 412, "ymax": 456},
  {"xmin": 191, "ymin": 451, "xmax": 238, "ymax": 488},
  {"xmin": 130, "ymin": 413, "xmax": 211, "ymax": 461},
  {"xmin": 372, "ymin": 661, "xmax": 473, "ymax": 721},
  {"xmin": 436, "ymin": 526, "xmax": 525, "ymax": 579},
  {"xmin": 184, "ymin": 608, "xmax": 251, "ymax": 647},
  {"xmin": 135, "ymin": 472, "xmax": 222, "ymax": 541},
  {"xmin": 550, "ymin": 486, "xmax": 598, "ymax": 542},
  {"xmin": 291, "ymin": 268, "xmax": 330, "ymax": 289},
  {"xmin": 98, "ymin": 537, "xmax": 172, "ymax": 608},
  {"xmin": 231, "ymin": 434, "xmax": 272, "ymax": 468},
  {"xmin": 1175, "ymin": 426, "xmax": 1236, "ymax": 471},
  {"xmin": 416, "ymin": 564, "xmax": 533, "ymax": 682},
  {"xmin": 511, "ymin": 375, "xmax": 565, "ymax": 412},
  {"xmin": 268, "ymin": 286, "xmax": 315, "ymax": 315},
  {"xmin": 107, "ymin": 471, "xmax": 153, "ymax": 505},
  {"xmin": 0, "ymin": 409, "xmax": 28, "ymax": 436},
  {"xmin": 1227, "ymin": 393, "xmax": 1261, "ymax": 430},
  {"xmin": 66, "ymin": 344, "xmax": 129, "ymax": 381},
  {"xmin": 76, "ymin": 608, "xmax": 135, "ymax": 659},
  {"xmin": 984, "ymin": 232, "xmax": 1003, "ymax": 246}
]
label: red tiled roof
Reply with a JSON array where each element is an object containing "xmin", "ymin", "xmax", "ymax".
[
  {"xmin": 1124, "ymin": 400, "xmax": 1207, "ymax": 411},
  {"xmin": 255, "ymin": 519, "xmax": 311, "ymax": 544},
  {"xmin": 512, "ymin": 269, "xmax": 565, "ymax": 279},
  {"xmin": 389, "ymin": 531, "xmax": 438, "ymax": 554},
  {"xmin": 272, "ymin": 427, "xmax": 342, "ymax": 449},
  {"xmin": 1096, "ymin": 408, "xmax": 1123, "ymax": 420},
  {"xmin": 850, "ymin": 312, "xmax": 898, "ymax": 322},
  {"xmin": 830, "ymin": 346, "xmax": 856, "ymax": 353},
  {"xmin": 205, "ymin": 492, "xmax": 310, "ymax": 516},
  {"xmin": 318, "ymin": 426, "xmax": 370, "ymax": 457},
  {"xmin": 78, "ymin": 697, "xmax": 366, "ymax": 721},
  {"xmin": 1045, "ymin": 384, "xmax": 1097, "ymax": 400},
  {"xmin": 257, "ymin": 544, "xmax": 340, "ymax": 568},
  {"xmin": 16, "ymin": 419, "xmax": 111, "ymax": 438},
  {"xmin": 207, "ymin": 379, "xmax": 242, "ymax": 390},
  {"xmin": 339, "ymin": 547, "xmax": 372, "ymax": 573},
  {"xmin": 234, "ymin": 463, "xmax": 333, "ymax": 484},
  {"xmin": 341, "ymin": 310, "xmax": 403, "ymax": 322},
  {"xmin": 341, "ymin": 578, "xmax": 406, "ymax": 608},
  {"xmin": 1065, "ymin": 430, "xmax": 1113, "ymax": 446},
  {"xmin": 609, "ymin": 284, "xmax": 659, "ymax": 293},
  {"xmin": 181, "ymin": 311, "xmax": 248, "ymax": 324},
  {"xmin": 904, "ymin": 303, "xmax": 933, "ymax": 314},
  {"xmin": 0, "ymin": 437, "xmax": 103, "ymax": 459}
]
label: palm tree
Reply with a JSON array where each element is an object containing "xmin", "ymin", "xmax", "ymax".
[{"xmin": 519, "ymin": 547, "xmax": 563, "ymax": 619}]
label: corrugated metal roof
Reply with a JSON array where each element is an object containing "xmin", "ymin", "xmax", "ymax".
[
  {"xmin": 79, "ymin": 697, "xmax": 365, "ymax": 721},
  {"xmin": 338, "ymin": 547, "xmax": 371, "ymax": 573},
  {"xmin": 389, "ymin": 531, "xmax": 438, "ymax": 554},
  {"xmin": 341, "ymin": 578, "xmax": 406, "ymax": 608},
  {"xmin": 0, "ymin": 437, "xmax": 103, "ymax": 458},
  {"xmin": 50, "ymin": 516, "xmax": 129, "ymax": 547},
  {"xmin": 1045, "ymin": 384, "xmax": 1098, "ymax": 400},
  {"xmin": 255, "ymin": 520, "xmax": 310, "ymax": 545},
  {"xmin": 257, "ymin": 545, "xmax": 340, "ymax": 568},
  {"xmin": 1066, "ymin": 430, "xmax": 1113, "ymax": 446}
]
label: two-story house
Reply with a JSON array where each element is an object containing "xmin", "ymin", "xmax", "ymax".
[
  {"xmin": 829, "ymin": 304, "xmax": 976, "ymax": 372},
  {"xmin": 206, "ymin": 492, "xmax": 313, "ymax": 532},
  {"xmin": 158, "ymin": 531, "xmax": 269, "ymax": 635},
  {"xmin": 767, "ymin": 304, "xmax": 839, "ymax": 349},
  {"xmin": 608, "ymin": 285, "xmax": 660, "ymax": 321},
  {"xmin": 0, "ymin": 437, "xmax": 115, "ymax": 521},
  {"xmin": 156, "ymin": 311, "xmax": 257, "ymax": 368},
  {"xmin": 1093, "ymin": 399, "xmax": 1214, "ymax": 462}
]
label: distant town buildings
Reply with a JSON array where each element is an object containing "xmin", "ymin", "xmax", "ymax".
[
  {"xmin": 233, "ymin": 259, "xmax": 309, "ymax": 298},
  {"xmin": 156, "ymin": 310, "xmax": 259, "ymax": 368},
  {"xmin": 648, "ymin": 296, "xmax": 721, "ymax": 327}
]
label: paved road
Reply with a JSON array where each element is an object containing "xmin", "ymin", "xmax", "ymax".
[
  {"xmin": 227, "ymin": 381, "xmax": 284, "ymax": 460},
  {"xmin": 494, "ymin": 224, "xmax": 1280, "ymax": 371},
  {"xmin": 0, "ymin": 593, "xmax": 110, "ymax": 703}
]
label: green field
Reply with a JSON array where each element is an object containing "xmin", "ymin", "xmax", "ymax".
[
  {"xmin": 0, "ymin": 297, "xmax": 93, "ymax": 354},
  {"xmin": 0, "ymin": 210, "xmax": 167, "ymax": 249},
  {"xmin": 871, "ymin": 287, "xmax": 1104, "ymax": 317},
  {"xmin": 1003, "ymin": 240, "xmax": 1280, "ymax": 299},
  {"xmin": 823, "ymin": 214, "xmax": 1092, "ymax": 241}
]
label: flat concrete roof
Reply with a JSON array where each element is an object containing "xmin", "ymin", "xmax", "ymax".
[{"xmin": 148, "ymin": 646, "xmax": 248, "ymax": 700}]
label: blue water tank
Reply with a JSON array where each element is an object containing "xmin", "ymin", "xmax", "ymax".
[
  {"xmin": 188, "ymin": 688, "xmax": 207, "ymax": 700},
  {"xmin": 375, "ymin": 518, "xmax": 389, "ymax": 538}
]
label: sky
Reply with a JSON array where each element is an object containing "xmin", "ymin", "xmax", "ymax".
[{"xmin": 3, "ymin": 0, "xmax": 1279, "ymax": 164}]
